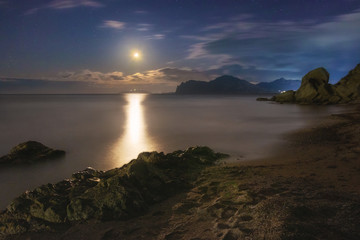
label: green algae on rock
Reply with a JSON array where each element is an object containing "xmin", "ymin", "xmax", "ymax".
[
  {"xmin": 0, "ymin": 141, "xmax": 65, "ymax": 165},
  {"xmin": 0, "ymin": 146, "xmax": 228, "ymax": 237}
]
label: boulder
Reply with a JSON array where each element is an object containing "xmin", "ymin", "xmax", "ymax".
[
  {"xmin": 294, "ymin": 67, "xmax": 335, "ymax": 104},
  {"xmin": 0, "ymin": 141, "xmax": 65, "ymax": 165}
]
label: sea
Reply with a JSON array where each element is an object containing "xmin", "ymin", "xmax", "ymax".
[{"xmin": 0, "ymin": 94, "xmax": 350, "ymax": 209}]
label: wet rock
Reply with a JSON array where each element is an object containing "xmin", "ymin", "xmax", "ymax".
[{"xmin": 0, "ymin": 141, "xmax": 65, "ymax": 165}]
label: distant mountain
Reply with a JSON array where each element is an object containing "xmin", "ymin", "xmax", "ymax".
[
  {"xmin": 175, "ymin": 75, "xmax": 300, "ymax": 94},
  {"xmin": 257, "ymin": 78, "xmax": 301, "ymax": 93}
]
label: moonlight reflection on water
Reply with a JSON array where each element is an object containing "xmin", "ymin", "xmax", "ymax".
[{"xmin": 111, "ymin": 94, "xmax": 156, "ymax": 166}]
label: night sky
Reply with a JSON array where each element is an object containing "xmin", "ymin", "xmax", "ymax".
[{"xmin": 1, "ymin": 0, "xmax": 360, "ymax": 93}]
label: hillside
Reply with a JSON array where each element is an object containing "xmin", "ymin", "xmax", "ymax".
[{"xmin": 175, "ymin": 75, "xmax": 300, "ymax": 94}]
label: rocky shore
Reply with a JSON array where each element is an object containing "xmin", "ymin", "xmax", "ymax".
[
  {"xmin": 0, "ymin": 147, "xmax": 228, "ymax": 238},
  {"xmin": 1, "ymin": 108, "xmax": 360, "ymax": 239},
  {"xmin": 260, "ymin": 63, "xmax": 360, "ymax": 104}
]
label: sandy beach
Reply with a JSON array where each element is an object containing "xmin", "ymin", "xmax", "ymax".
[{"xmin": 4, "ymin": 106, "xmax": 359, "ymax": 240}]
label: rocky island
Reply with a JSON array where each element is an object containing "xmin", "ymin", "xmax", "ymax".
[{"xmin": 0, "ymin": 141, "xmax": 65, "ymax": 165}]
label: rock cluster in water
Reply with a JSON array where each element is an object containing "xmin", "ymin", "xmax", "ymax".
[
  {"xmin": 269, "ymin": 63, "xmax": 360, "ymax": 104},
  {"xmin": 0, "ymin": 146, "xmax": 227, "ymax": 236},
  {"xmin": 0, "ymin": 141, "xmax": 65, "ymax": 165}
]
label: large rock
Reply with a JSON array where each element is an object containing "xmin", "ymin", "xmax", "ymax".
[
  {"xmin": 0, "ymin": 146, "xmax": 228, "ymax": 236},
  {"xmin": 335, "ymin": 64, "xmax": 360, "ymax": 102},
  {"xmin": 272, "ymin": 64, "xmax": 360, "ymax": 104},
  {"xmin": 294, "ymin": 67, "xmax": 335, "ymax": 103},
  {"xmin": 0, "ymin": 141, "xmax": 65, "ymax": 165}
]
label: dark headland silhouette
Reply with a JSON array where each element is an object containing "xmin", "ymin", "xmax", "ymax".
[{"xmin": 175, "ymin": 75, "xmax": 300, "ymax": 94}]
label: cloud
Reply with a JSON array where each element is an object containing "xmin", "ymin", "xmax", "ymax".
[
  {"xmin": 100, "ymin": 20, "xmax": 126, "ymax": 30},
  {"xmin": 0, "ymin": 67, "xmax": 215, "ymax": 93},
  {"xmin": 146, "ymin": 34, "xmax": 165, "ymax": 40},
  {"xmin": 185, "ymin": 9, "xmax": 360, "ymax": 81},
  {"xmin": 119, "ymin": 68, "xmax": 211, "ymax": 84},
  {"xmin": 47, "ymin": 0, "xmax": 103, "ymax": 9},
  {"xmin": 136, "ymin": 23, "xmax": 152, "ymax": 31},
  {"xmin": 26, "ymin": 0, "xmax": 103, "ymax": 15},
  {"xmin": 60, "ymin": 70, "xmax": 124, "ymax": 83},
  {"xmin": 59, "ymin": 67, "xmax": 212, "ymax": 85}
]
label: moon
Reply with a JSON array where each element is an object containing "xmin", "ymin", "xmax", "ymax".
[{"xmin": 131, "ymin": 50, "xmax": 141, "ymax": 60}]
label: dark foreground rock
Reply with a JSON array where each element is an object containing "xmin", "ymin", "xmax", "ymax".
[
  {"xmin": 271, "ymin": 64, "xmax": 360, "ymax": 104},
  {"xmin": 0, "ymin": 141, "xmax": 65, "ymax": 165},
  {"xmin": 0, "ymin": 146, "xmax": 227, "ymax": 237}
]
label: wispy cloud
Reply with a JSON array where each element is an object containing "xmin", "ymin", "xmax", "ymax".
[
  {"xmin": 100, "ymin": 20, "xmax": 126, "ymax": 30},
  {"xmin": 48, "ymin": 0, "xmax": 103, "ymax": 9},
  {"xmin": 184, "ymin": 9, "xmax": 360, "ymax": 81},
  {"xmin": 60, "ymin": 70, "xmax": 124, "ymax": 83},
  {"xmin": 146, "ymin": 34, "xmax": 165, "ymax": 40},
  {"xmin": 136, "ymin": 23, "xmax": 153, "ymax": 31},
  {"xmin": 26, "ymin": 0, "xmax": 103, "ymax": 15},
  {"xmin": 122, "ymin": 68, "xmax": 211, "ymax": 83}
]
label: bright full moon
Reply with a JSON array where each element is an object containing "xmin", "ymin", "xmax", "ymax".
[{"xmin": 131, "ymin": 50, "xmax": 141, "ymax": 60}]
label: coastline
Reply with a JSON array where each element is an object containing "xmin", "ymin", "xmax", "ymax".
[{"xmin": 3, "ymin": 106, "xmax": 360, "ymax": 240}]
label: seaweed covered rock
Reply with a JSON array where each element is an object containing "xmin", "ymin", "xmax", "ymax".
[
  {"xmin": 272, "ymin": 64, "xmax": 360, "ymax": 104},
  {"xmin": 0, "ymin": 146, "xmax": 228, "ymax": 237},
  {"xmin": 0, "ymin": 141, "xmax": 65, "ymax": 165}
]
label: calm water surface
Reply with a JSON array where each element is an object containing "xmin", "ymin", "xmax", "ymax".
[{"xmin": 0, "ymin": 94, "xmax": 350, "ymax": 209}]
